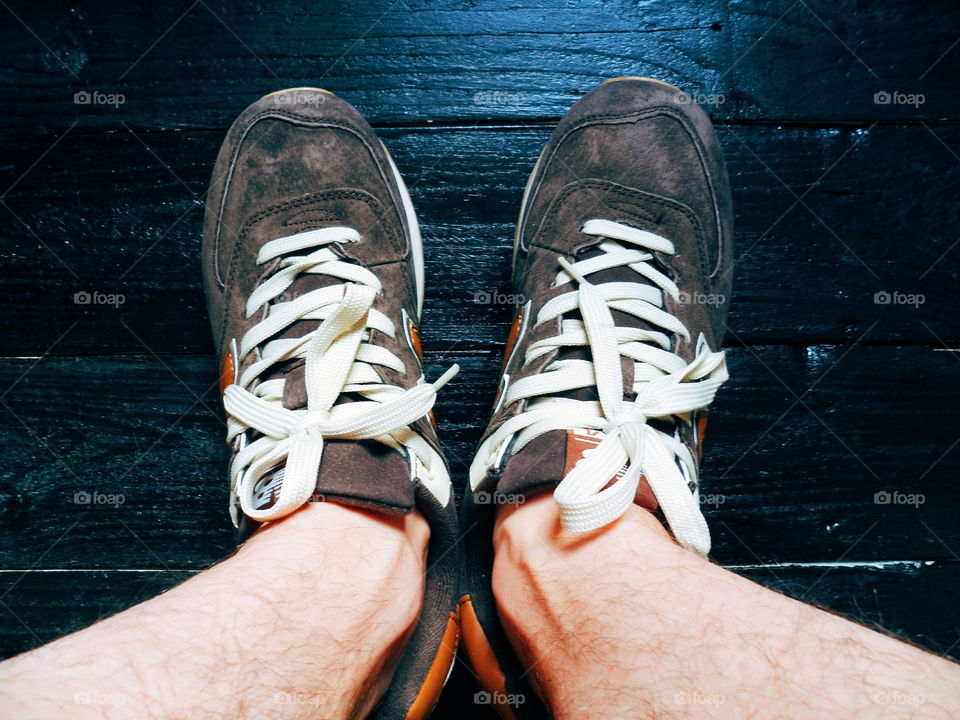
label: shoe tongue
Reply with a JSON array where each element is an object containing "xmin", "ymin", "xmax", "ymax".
[
  {"xmin": 493, "ymin": 243, "xmax": 677, "ymax": 515},
  {"xmin": 260, "ymin": 272, "xmax": 343, "ymax": 397},
  {"xmin": 241, "ymin": 223, "xmax": 415, "ymax": 517},
  {"xmin": 249, "ymin": 439, "xmax": 415, "ymax": 517},
  {"xmin": 552, "ymin": 245, "xmax": 663, "ymax": 402},
  {"xmin": 279, "ymin": 362, "xmax": 308, "ymax": 409},
  {"xmin": 496, "ymin": 428, "xmax": 659, "ymax": 512},
  {"xmin": 257, "ymin": 222, "xmax": 362, "ymax": 408}
]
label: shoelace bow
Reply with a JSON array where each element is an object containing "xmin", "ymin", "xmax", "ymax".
[
  {"xmin": 223, "ymin": 226, "xmax": 457, "ymax": 522},
  {"xmin": 480, "ymin": 219, "xmax": 727, "ymax": 555}
]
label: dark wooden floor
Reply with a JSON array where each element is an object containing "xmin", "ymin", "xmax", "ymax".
[{"xmin": 1, "ymin": 1, "xmax": 959, "ymax": 717}]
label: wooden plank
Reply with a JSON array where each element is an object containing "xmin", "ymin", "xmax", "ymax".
[
  {"xmin": 0, "ymin": 570, "xmax": 192, "ymax": 659},
  {"xmin": 0, "ymin": 0, "xmax": 957, "ymax": 132},
  {"xmin": 0, "ymin": 562, "xmax": 956, "ymax": 678},
  {"xmin": 703, "ymin": 341, "xmax": 960, "ymax": 567},
  {"xmin": 2, "ymin": 123, "xmax": 958, "ymax": 355},
  {"xmin": 0, "ymin": 355, "xmax": 237, "ymax": 570},
  {"xmin": 0, "ymin": 347, "xmax": 957, "ymax": 568}
]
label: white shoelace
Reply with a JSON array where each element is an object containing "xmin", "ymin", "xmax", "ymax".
[
  {"xmin": 223, "ymin": 226, "xmax": 458, "ymax": 522},
  {"xmin": 476, "ymin": 219, "xmax": 728, "ymax": 555}
]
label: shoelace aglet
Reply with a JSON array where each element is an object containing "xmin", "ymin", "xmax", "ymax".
[{"xmin": 433, "ymin": 363, "xmax": 460, "ymax": 391}]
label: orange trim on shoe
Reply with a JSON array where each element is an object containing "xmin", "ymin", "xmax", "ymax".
[
  {"xmin": 219, "ymin": 347, "xmax": 235, "ymax": 397},
  {"xmin": 501, "ymin": 306, "xmax": 526, "ymax": 372},
  {"xmin": 407, "ymin": 316, "xmax": 425, "ymax": 363},
  {"xmin": 405, "ymin": 611, "xmax": 460, "ymax": 720},
  {"xmin": 458, "ymin": 595, "xmax": 518, "ymax": 720}
]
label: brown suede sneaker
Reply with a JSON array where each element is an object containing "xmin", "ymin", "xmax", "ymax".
[
  {"xmin": 459, "ymin": 77, "xmax": 733, "ymax": 718},
  {"xmin": 202, "ymin": 88, "xmax": 459, "ymax": 720}
]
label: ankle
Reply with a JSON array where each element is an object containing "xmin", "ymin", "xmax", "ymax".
[
  {"xmin": 491, "ymin": 493, "xmax": 681, "ymax": 714},
  {"xmin": 493, "ymin": 490, "xmax": 673, "ymax": 561},
  {"xmin": 233, "ymin": 502, "xmax": 430, "ymax": 717},
  {"xmin": 245, "ymin": 500, "xmax": 430, "ymax": 560}
]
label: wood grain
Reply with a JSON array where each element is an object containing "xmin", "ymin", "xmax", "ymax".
[
  {"xmin": 2, "ymin": 0, "xmax": 958, "ymax": 703},
  {"xmin": 2, "ymin": 124, "xmax": 958, "ymax": 355},
  {"xmin": 0, "ymin": 0, "xmax": 956, "ymax": 132},
  {"xmin": 0, "ymin": 347, "xmax": 956, "ymax": 569}
]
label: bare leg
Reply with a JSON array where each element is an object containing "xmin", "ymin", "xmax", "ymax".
[
  {"xmin": 0, "ymin": 502, "xmax": 429, "ymax": 720},
  {"xmin": 494, "ymin": 493, "xmax": 960, "ymax": 719}
]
